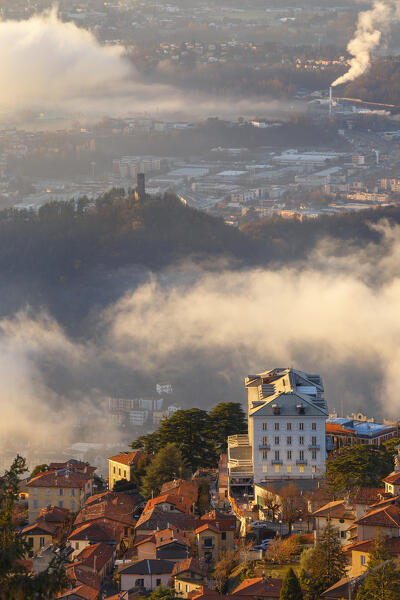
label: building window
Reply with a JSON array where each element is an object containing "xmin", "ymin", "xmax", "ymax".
[
  {"xmin": 59, "ymin": 489, "xmax": 64, "ymax": 496},
  {"xmin": 262, "ymin": 423, "xmax": 268, "ymax": 430},
  {"xmin": 135, "ymin": 579, "xmax": 144, "ymax": 587},
  {"xmin": 40, "ymin": 537, "xmax": 45, "ymax": 547},
  {"xmin": 287, "ymin": 436, "xmax": 292, "ymax": 445},
  {"xmin": 299, "ymin": 466, "xmax": 304, "ymax": 473},
  {"xmin": 262, "ymin": 450, "xmax": 268, "ymax": 460},
  {"xmin": 287, "ymin": 450, "xmax": 292, "ymax": 460},
  {"xmin": 33, "ymin": 500, "xmax": 38, "ymax": 509},
  {"xmin": 299, "ymin": 436, "xmax": 304, "ymax": 445},
  {"xmin": 361, "ymin": 555, "xmax": 366, "ymax": 566},
  {"xmin": 274, "ymin": 450, "xmax": 280, "ymax": 461},
  {"xmin": 287, "ymin": 423, "xmax": 292, "ymax": 430},
  {"xmin": 222, "ymin": 532, "xmax": 226, "ymax": 540},
  {"xmin": 299, "ymin": 423, "xmax": 304, "ymax": 430},
  {"xmin": 312, "ymin": 450, "xmax": 317, "ymax": 460},
  {"xmin": 28, "ymin": 537, "xmax": 34, "ymax": 548},
  {"xmin": 312, "ymin": 436, "xmax": 317, "ymax": 446},
  {"xmin": 75, "ymin": 542, "xmax": 79, "ymax": 550},
  {"xmin": 33, "ymin": 488, "xmax": 37, "ymax": 496},
  {"xmin": 113, "ymin": 466, "xmax": 116, "ymax": 474},
  {"xmin": 299, "ymin": 450, "xmax": 304, "ymax": 460},
  {"xmin": 262, "ymin": 436, "xmax": 268, "ymax": 445},
  {"xmin": 274, "ymin": 465, "xmax": 280, "ymax": 473},
  {"xmin": 274, "ymin": 436, "xmax": 280, "ymax": 445},
  {"xmin": 186, "ymin": 585, "xmax": 189, "ymax": 593},
  {"xmin": 262, "ymin": 465, "xmax": 268, "ymax": 473},
  {"xmin": 204, "ymin": 538, "xmax": 213, "ymax": 548},
  {"xmin": 124, "ymin": 470, "xmax": 127, "ymax": 478},
  {"xmin": 70, "ymin": 489, "xmax": 75, "ymax": 497},
  {"xmin": 312, "ymin": 466, "xmax": 316, "ymax": 473},
  {"xmin": 287, "ymin": 465, "xmax": 292, "ymax": 473},
  {"xmin": 118, "ymin": 468, "xmax": 121, "ymax": 476},
  {"xmin": 274, "ymin": 423, "xmax": 279, "ymax": 431},
  {"xmin": 45, "ymin": 489, "xmax": 50, "ymax": 496},
  {"xmin": 71, "ymin": 501, "xmax": 75, "ymax": 510},
  {"xmin": 59, "ymin": 501, "xmax": 63, "ymax": 508},
  {"xmin": 178, "ymin": 583, "xmax": 181, "ymax": 591},
  {"xmin": 312, "ymin": 423, "xmax": 317, "ymax": 430},
  {"xmin": 157, "ymin": 579, "xmax": 162, "ymax": 587}
]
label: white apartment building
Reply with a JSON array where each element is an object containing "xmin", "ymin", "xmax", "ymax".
[{"xmin": 227, "ymin": 368, "xmax": 328, "ymax": 495}]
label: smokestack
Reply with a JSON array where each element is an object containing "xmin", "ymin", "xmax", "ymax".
[
  {"xmin": 137, "ymin": 173, "xmax": 146, "ymax": 203},
  {"xmin": 329, "ymin": 86, "xmax": 333, "ymax": 116}
]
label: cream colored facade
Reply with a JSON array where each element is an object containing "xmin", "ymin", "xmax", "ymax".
[
  {"xmin": 349, "ymin": 549, "xmax": 369, "ymax": 578},
  {"xmin": 175, "ymin": 578, "xmax": 203, "ymax": 598},
  {"xmin": 108, "ymin": 458, "xmax": 132, "ymax": 487},
  {"xmin": 195, "ymin": 527, "xmax": 235, "ymax": 564},
  {"xmin": 24, "ymin": 531, "xmax": 54, "ymax": 556},
  {"xmin": 27, "ymin": 485, "xmax": 84, "ymax": 523}
]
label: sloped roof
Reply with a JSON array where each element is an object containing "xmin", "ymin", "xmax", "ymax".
[
  {"xmin": 57, "ymin": 584, "xmax": 99, "ymax": 600},
  {"xmin": 27, "ymin": 468, "xmax": 91, "ymax": 489},
  {"xmin": 119, "ymin": 558, "xmax": 174, "ymax": 575},
  {"xmin": 107, "ymin": 451, "xmax": 144, "ymax": 467},
  {"xmin": 68, "ymin": 521, "xmax": 117, "ymax": 543},
  {"xmin": 383, "ymin": 471, "xmax": 400, "ymax": 485},
  {"xmin": 352, "ymin": 487, "xmax": 382, "ymax": 505},
  {"xmin": 66, "ymin": 564, "xmax": 101, "ymax": 590},
  {"xmin": 21, "ymin": 520, "xmax": 58, "ymax": 536},
  {"xmin": 355, "ymin": 503, "xmax": 400, "ymax": 527},
  {"xmin": 144, "ymin": 494, "xmax": 187, "ymax": 514},
  {"xmin": 74, "ymin": 542, "xmax": 115, "ymax": 571},
  {"xmin": 172, "ymin": 558, "xmax": 208, "ymax": 577},
  {"xmin": 312, "ymin": 500, "xmax": 354, "ymax": 520},
  {"xmin": 135, "ymin": 506, "xmax": 197, "ymax": 532},
  {"xmin": 38, "ymin": 505, "xmax": 71, "ymax": 523},
  {"xmin": 76, "ymin": 491, "xmax": 138, "ymax": 526},
  {"xmin": 232, "ymin": 577, "xmax": 282, "ymax": 598}
]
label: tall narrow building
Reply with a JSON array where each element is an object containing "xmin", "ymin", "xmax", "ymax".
[{"xmin": 227, "ymin": 368, "xmax": 328, "ymax": 496}]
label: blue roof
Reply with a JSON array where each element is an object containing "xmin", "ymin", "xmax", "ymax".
[{"xmin": 327, "ymin": 417, "xmax": 393, "ymax": 437}]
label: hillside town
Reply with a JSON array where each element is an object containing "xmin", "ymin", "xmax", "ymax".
[{"xmin": 6, "ymin": 367, "xmax": 399, "ymax": 599}]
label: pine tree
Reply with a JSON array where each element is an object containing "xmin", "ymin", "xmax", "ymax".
[
  {"xmin": 0, "ymin": 455, "xmax": 68, "ymax": 599},
  {"xmin": 280, "ymin": 567, "xmax": 303, "ymax": 600},
  {"xmin": 305, "ymin": 519, "xmax": 346, "ymax": 600},
  {"xmin": 140, "ymin": 443, "xmax": 189, "ymax": 498},
  {"xmin": 356, "ymin": 534, "xmax": 400, "ymax": 600}
]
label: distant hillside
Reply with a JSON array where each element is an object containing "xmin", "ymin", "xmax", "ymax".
[{"xmin": 340, "ymin": 59, "xmax": 400, "ymax": 106}]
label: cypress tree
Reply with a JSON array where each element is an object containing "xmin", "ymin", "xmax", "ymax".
[
  {"xmin": 305, "ymin": 519, "xmax": 346, "ymax": 599},
  {"xmin": 280, "ymin": 567, "xmax": 303, "ymax": 600}
]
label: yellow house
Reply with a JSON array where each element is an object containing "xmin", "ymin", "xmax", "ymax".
[
  {"xmin": 21, "ymin": 521, "xmax": 58, "ymax": 557},
  {"xmin": 195, "ymin": 522, "xmax": 235, "ymax": 564},
  {"xmin": 345, "ymin": 537, "xmax": 400, "ymax": 578},
  {"xmin": 173, "ymin": 558, "xmax": 208, "ymax": 599},
  {"xmin": 107, "ymin": 451, "xmax": 145, "ymax": 489},
  {"xmin": 25, "ymin": 465, "xmax": 95, "ymax": 523}
]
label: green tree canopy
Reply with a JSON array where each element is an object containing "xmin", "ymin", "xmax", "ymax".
[
  {"xmin": 0, "ymin": 455, "xmax": 68, "ymax": 599},
  {"xmin": 208, "ymin": 402, "xmax": 247, "ymax": 453},
  {"xmin": 30, "ymin": 464, "xmax": 48, "ymax": 478},
  {"xmin": 280, "ymin": 567, "xmax": 303, "ymax": 600},
  {"xmin": 140, "ymin": 443, "xmax": 189, "ymax": 499},
  {"xmin": 132, "ymin": 403, "xmax": 248, "ymax": 472},
  {"xmin": 326, "ymin": 441, "xmax": 398, "ymax": 495},
  {"xmin": 303, "ymin": 520, "xmax": 346, "ymax": 600}
]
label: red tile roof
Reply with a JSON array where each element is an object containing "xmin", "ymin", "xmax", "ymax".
[
  {"xmin": 21, "ymin": 520, "xmax": 58, "ymax": 536},
  {"xmin": 68, "ymin": 522, "xmax": 117, "ymax": 543},
  {"xmin": 76, "ymin": 492, "xmax": 137, "ymax": 526},
  {"xmin": 195, "ymin": 523, "xmax": 220, "ymax": 535},
  {"xmin": 352, "ymin": 487, "xmax": 382, "ymax": 505},
  {"xmin": 144, "ymin": 494, "xmax": 188, "ymax": 515},
  {"xmin": 38, "ymin": 505, "xmax": 71, "ymax": 524},
  {"xmin": 66, "ymin": 564, "xmax": 101, "ymax": 591},
  {"xmin": 107, "ymin": 451, "xmax": 144, "ymax": 467},
  {"xmin": 355, "ymin": 503, "xmax": 400, "ymax": 527},
  {"xmin": 57, "ymin": 584, "xmax": 99, "ymax": 600},
  {"xmin": 344, "ymin": 537, "xmax": 400, "ymax": 556},
  {"xmin": 172, "ymin": 558, "xmax": 208, "ymax": 577},
  {"xmin": 326, "ymin": 424, "xmax": 355, "ymax": 435},
  {"xmin": 155, "ymin": 527, "xmax": 190, "ymax": 548},
  {"xmin": 74, "ymin": 542, "xmax": 115, "ymax": 572},
  {"xmin": 27, "ymin": 468, "xmax": 91, "ymax": 489},
  {"xmin": 312, "ymin": 500, "xmax": 354, "ymax": 520},
  {"xmin": 383, "ymin": 471, "xmax": 400, "ymax": 485},
  {"xmin": 232, "ymin": 577, "xmax": 282, "ymax": 598}
]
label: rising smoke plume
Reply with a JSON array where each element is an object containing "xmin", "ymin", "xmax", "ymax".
[{"xmin": 332, "ymin": 0, "xmax": 395, "ymax": 87}]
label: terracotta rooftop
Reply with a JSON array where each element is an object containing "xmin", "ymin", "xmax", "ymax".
[
  {"xmin": 38, "ymin": 505, "xmax": 71, "ymax": 524},
  {"xmin": 135, "ymin": 506, "xmax": 198, "ymax": 532},
  {"xmin": 172, "ymin": 557, "xmax": 208, "ymax": 577},
  {"xmin": 74, "ymin": 542, "xmax": 115, "ymax": 572},
  {"xmin": 144, "ymin": 493, "xmax": 190, "ymax": 515},
  {"xmin": 66, "ymin": 564, "xmax": 101, "ymax": 590},
  {"xmin": 107, "ymin": 451, "xmax": 144, "ymax": 467},
  {"xmin": 21, "ymin": 520, "xmax": 58, "ymax": 536},
  {"xmin": 312, "ymin": 500, "xmax": 354, "ymax": 520},
  {"xmin": 352, "ymin": 487, "xmax": 382, "ymax": 505},
  {"xmin": 27, "ymin": 468, "xmax": 91, "ymax": 489},
  {"xmin": 383, "ymin": 471, "xmax": 400, "ymax": 485},
  {"xmin": 325, "ymin": 423, "xmax": 355, "ymax": 435},
  {"xmin": 68, "ymin": 521, "xmax": 117, "ymax": 543},
  {"xmin": 57, "ymin": 584, "xmax": 99, "ymax": 600},
  {"xmin": 232, "ymin": 577, "xmax": 283, "ymax": 598},
  {"xmin": 355, "ymin": 503, "xmax": 400, "ymax": 527},
  {"xmin": 155, "ymin": 527, "xmax": 190, "ymax": 548},
  {"xmin": 76, "ymin": 491, "xmax": 138, "ymax": 526},
  {"xmin": 195, "ymin": 523, "xmax": 221, "ymax": 535}
]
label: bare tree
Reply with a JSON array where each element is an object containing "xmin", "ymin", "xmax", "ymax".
[{"xmin": 280, "ymin": 483, "xmax": 306, "ymax": 534}]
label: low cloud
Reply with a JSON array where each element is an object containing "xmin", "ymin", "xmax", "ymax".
[{"xmin": 1, "ymin": 222, "xmax": 400, "ymax": 469}]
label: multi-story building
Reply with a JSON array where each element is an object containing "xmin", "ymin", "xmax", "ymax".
[
  {"xmin": 25, "ymin": 460, "xmax": 96, "ymax": 523},
  {"xmin": 107, "ymin": 450, "xmax": 145, "ymax": 489},
  {"xmin": 227, "ymin": 368, "xmax": 328, "ymax": 495}
]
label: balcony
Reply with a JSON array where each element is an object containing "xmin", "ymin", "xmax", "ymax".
[
  {"xmin": 259, "ymin": 444, "xmax": 271, "ymax": 450},
  {"xmin": 308, "ymin": 445, "xmax": 320, "ymax": 450},
  {"xmin": 296, "ymin": 460, "xmax": 308, "ymax": 465},
  {"xmin": 271, "ymin": 460, "xmax": 283, "ymax": 465}
]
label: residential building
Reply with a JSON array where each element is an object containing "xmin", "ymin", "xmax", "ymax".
[
  {"xmin": 326, "ymin": 417, "xmax": 397, "ymax": 451},
  {"xmin": 25, "ymin": 462, "xmax": 95, "ymax": 523},
  {"xmin": 173, "ymin": 558, "xmax": 208, "ymax": 598},
  {"xmin": 312, "ymin": 500, "xmax": 355, "ymax": 545},
  {"xmin": 228, "ymin": 368, "xmax": 328, "ymax": 494},
  {"xmin": 119, "ymin": 559, "xmax": 174, "ymax": 591},
  {"xmin": 107, "ymin": 450, "xmax": 145, "ymax": 489},
  {"xmin": 21, "ymin": 505, "xmax": 70, "ymax": 556}
]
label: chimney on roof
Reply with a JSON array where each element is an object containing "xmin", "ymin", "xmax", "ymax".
[{"xmin": 262, "ymin": 571, "xmax": 266, "ymax": 585}]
